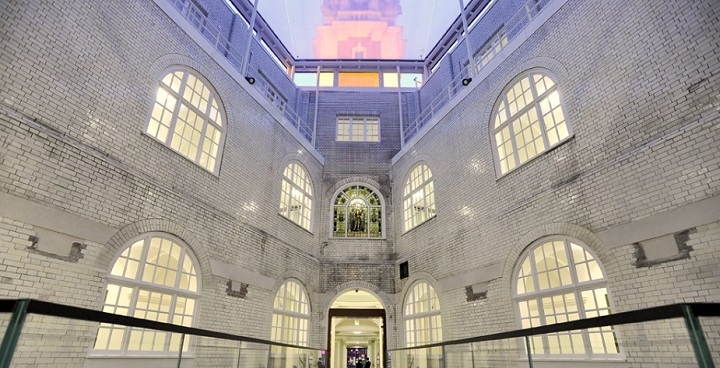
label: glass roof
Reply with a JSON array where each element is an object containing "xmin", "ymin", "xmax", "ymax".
[{"xmin": 255, "ymin": 0, "xmax": 469, "ymax": 60}]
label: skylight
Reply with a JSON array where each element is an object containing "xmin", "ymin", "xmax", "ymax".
[{"xmin": 254, "ymin": 0, "xmax": 467, "ymax": 60}]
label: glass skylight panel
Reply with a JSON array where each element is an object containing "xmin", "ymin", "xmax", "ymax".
[{"xmin": 255, "ymin": 0, "xmax": 461, "ymax": 60}]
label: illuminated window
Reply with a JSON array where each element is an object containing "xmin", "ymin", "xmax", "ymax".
[
  {"xmin": 92, "ymin": 234, "xmax": 200, "ymax": 355},
  {"xmin": 338, "ymin": 72, "xmax": 380, "ymax": 88},
  {"xmin": 492, "ymin": 71, "xmax": 571, "ymax": 176},
  {"xmin": 271, "ymin": 280, "xmax": 310, "ymax": 347},
  {"xmin": 514, "ymin": 238, "xmax": 619, "ymax": 358},
  {"xmin": 146, "ymin": 68, "xmax": 225, "ymax": 173},
  {"xmin": 279, "ymin": 162, "xmax": 313, "ymax": 231},
  {"xmin": 404, "ymin": 281, "xmax": 442, "ymax": 348},
  {"xmin": 332, "ymin": 184, "xmax": 383, "ymax": 238},
  {"xmin": 403, "ymin": 163, "xmax": 435, "ymax": 231},
  {"xmin": 337, "ymin": 116, "xmax": 380, "ymax": 142}
]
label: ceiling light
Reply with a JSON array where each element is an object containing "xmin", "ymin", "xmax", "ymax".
[{"xmin": 353, "ymin": 331, "xmax": 362, "ymax": 334}]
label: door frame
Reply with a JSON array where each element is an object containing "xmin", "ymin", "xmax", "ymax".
[{"xmin": 327, "ymin": 308, "xmax": 387, "ymax": 368}]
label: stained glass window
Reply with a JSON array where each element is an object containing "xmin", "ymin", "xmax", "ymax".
[{"xmin": 333, "ymin": 185, "xmax": 383, "ymax": 238}]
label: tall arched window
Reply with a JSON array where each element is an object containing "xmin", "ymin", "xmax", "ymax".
[
  {"xmin": 279, "ymin": 162, "xmax": 314, "ymax": 231},
  {"xmin": 404, "ymin": 281, "xmax": 442, "ymax": 348},
  {"xmin": 271, "ymin": 280, "xmax": 310, "ymax": 346},
  {"xmin": 514, "ymin": 238, "xmax": 619, "ymax": 357},
  {"xmin": 92, "ymin": 234, "xmax": 200, "ymax": 355},
  {"xmin": 492, "ymin": 71, "xmax": 571, "ymax": 176},
  {"xmin": 403, "ymin": 163, "xmax": 436, "ymax": 231},
  {"xmin": 332, "ymin": 184, "xmax": 383, "ymax": 238},
  {"xmin": 146, "ymin": 68, "xmax": 225, "ymax": 173}
]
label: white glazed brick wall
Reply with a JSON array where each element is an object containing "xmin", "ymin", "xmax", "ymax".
[
  {"xmin": 391, "ymin": 0, "xmax": 719, "ymax": 364},
  {"xmin": 0, "ymin": 0, "xmax": 323, "ymax": 364},
  {"xmin": 0, "ymin": 0, "xmax": 719, "ymax": 366}
]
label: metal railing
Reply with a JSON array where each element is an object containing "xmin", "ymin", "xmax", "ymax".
[
  {"xmin": 403, "ymin": 0, "xmax": 552, "ymax": 144},
  {"xmin": 390, "ymin": 302, "xmax": 719, "ymax": 368},
  {"xmin": 166, "ymin": 0, "xmax": 314, "ymax": 144},
  {"xmin": 0, "ymin": 299, "xmax": 323, "ymax": 368}
]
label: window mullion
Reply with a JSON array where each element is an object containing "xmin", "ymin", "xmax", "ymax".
[
  {"xmin": 122, "ymin": 286, "xmax": 142, "ymax": 353},
  {"xmin": 503, "ymin": 96, "xmax": 521, "ymax": 169},
  {"xmin": 196, "ymin": 117, "xmax": 210, "ymax": 164},
  {"xmin": 167, "ymin": 72, "xmax": 190, "ymax": 145},
  {"xmin": 529, "ymin": 78, "xmax": 551, "ymax": 150}
]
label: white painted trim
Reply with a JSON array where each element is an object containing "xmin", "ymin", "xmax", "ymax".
[
  {"xmin": 0, "ymin": 192, "xmax": 118, "ymax": 243},
  {"xmin": 596, "ymin": 195, "xmax": 720, "ymax": 248}
]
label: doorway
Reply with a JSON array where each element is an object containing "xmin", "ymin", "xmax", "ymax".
[{"xmin": 327, "ymin": 290, "xmax": 386, "ymax": 368}]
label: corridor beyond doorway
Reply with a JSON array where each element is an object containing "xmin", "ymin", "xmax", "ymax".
[{"xmin": 328, "ymin": 290, "xmax": 385, "ymax": 368}]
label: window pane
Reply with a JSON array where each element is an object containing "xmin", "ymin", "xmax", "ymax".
[{"xmin": 147, "ymin": 70, "xmax": 224, "ymax": 172}]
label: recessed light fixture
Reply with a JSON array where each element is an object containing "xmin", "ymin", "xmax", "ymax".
[{"xmin": 353, "ymin": 331, "xmax": 362, "ymax": 334}]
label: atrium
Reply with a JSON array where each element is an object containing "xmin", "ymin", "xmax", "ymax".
[{"xmin": 0, "ymin": 0, "xmax": 719, "ymax": 367}]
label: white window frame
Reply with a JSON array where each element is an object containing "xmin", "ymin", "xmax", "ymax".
[
  {"xmin": 513, "ymin": 237, "xmax": 622, "ymax": 360},
  {"xmin": 403, "ymin": 281, "xmax": 443, "ymax": 349},
  {"xmin": 145, "ymin": 67, "xmax": 226, "ymax": 174},
  {"xmin": 402, "ymin": 163, "xmax": 436, "ymax": 232},
  {"xmin": 336, "ymin": 116, "xmax": 381, "ymax": 142},
  {"xmin": 279, "ymin": 162, "xmax": 314, "ymax": 232},
  {"xmin": 490, "ymin": 70, "xmax": 573, "ymax": 177},
  {"xmin": 330, "ymin": 183, "xmax": 386, "ymax": 239},
  {"xmin": 90, "ymin": 233, "xmax": 201, "ymax": 357},
  {"xmin": 271, "ymin": 279, "xmax": 311, "ymax": 347}
]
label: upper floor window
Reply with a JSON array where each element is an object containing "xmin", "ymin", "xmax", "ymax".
[
  {"xmin": 146, "ymin": 68, "xmax": 225, "ymax": 173},
  {"xmin": 404, "ymin": 281, "xmax": 443, "ymax": 348},
  {"xmin": 332, "ymin": 184, "xmax": 383, "ymax": 238},
  {"xmin": 514, "ymin": 238, "xmax": 619, "ymax": 358},
  {"xmin": 92, "ymin": 234, "xmax": 200, "ymax": 356},
  {"xmin": 271, "ymin": 279, "xmax": 310, "ymax": 347},
  {"xmin": 403, "ymin": 163, "xmax": 436, "ymax": 232},
  {"xmin": 476, "ymin": 28, "xmax": 508, "ymax": 67},
  {"xmin": 492, "ymin": 71, "xmax": 571, "ymax": 176},
  {"xmin": 337, "ymin": 116, "xmax": 380, "ymax": 142},
  {"xmin": 279, "ymin": 162, "xmax": 313, "ymax": 231}
]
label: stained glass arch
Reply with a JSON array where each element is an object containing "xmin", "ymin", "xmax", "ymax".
[{"xmin": 331, "ymin": 184, "xmax": 385, "ymax": 238}]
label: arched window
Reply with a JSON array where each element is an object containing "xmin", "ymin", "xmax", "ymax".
[
  {"xmin": 404, "ymin": 281, "xmax": 442, "ymax": 348},
  {"xmin": 514, "ymin": 238, "xmax": 619, "ymax": 357},
  {"xmin": 332, "ymin": 184, "xmax": 383, "ymax": 238},
  {"xmin": 93, "ymin": 234, "xmax": 200, "ymax": 355},
  {"xmin": 271, "ymin": 279, "xmax": 310, "ymax": 346},
  {"xmin": 403, "ymin": 163, "xmax": 435, "ymax": 231},
  {"xmin": 279, "ymin": 162, "xmax": 313, "ymax": 231},
  {"xmin": 146, "ymin": 68, "xmax": 225, "ymax": 173},
  {"xmin": 492, "ymin": 71, "xmax": 571, "ymax": 176}
]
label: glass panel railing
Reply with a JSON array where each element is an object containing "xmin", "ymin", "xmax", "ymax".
[
  {"xmin": 390, "ymin": 303, "xmax": 720, "ymax": 368},
  {"xmin": 698, "ymin": 316, "xmax": 719, "ymax": 367},
  {"xmin": 0, "ymin": 299, "xmax": 322, "ymax": 368}
]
